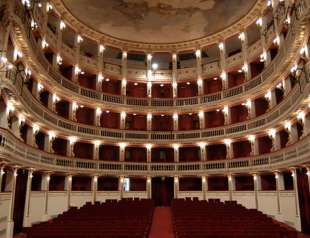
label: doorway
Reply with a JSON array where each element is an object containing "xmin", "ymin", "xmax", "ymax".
[{"xmin": 152, "ymin": 177, "xmax": 174, "ymax": 206}]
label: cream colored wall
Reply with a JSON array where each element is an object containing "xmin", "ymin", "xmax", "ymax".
[
  {"xmin": 28, "ymin": 192, "xmax": 45, "ymax": 225},
  {"xmin": 48, "ymin": 192, "xmax": 68, "ymax": 217},
  {"xmin": 232, "ymin": 191, "xmax": 256, "ymax": 209},
  {"xmin": 0, "ymin": 190, "xmax": 299, "ymax": 233},
  {"xmin": 0, "ymin": 193, "xmax": 11, "ymax": 238}
]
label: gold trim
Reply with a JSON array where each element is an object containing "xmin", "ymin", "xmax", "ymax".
[{"xmin": 51, "ymin": 0, "xmax": 266, "ymax": 52}]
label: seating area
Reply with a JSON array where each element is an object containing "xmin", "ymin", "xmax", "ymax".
[
  {"xmin": 172, "ymin": 198, "xmax": 298, "ymax": 238},
  {"xmin": 23, "ymin": 199, "xmax": 154, "ymax": 238}
]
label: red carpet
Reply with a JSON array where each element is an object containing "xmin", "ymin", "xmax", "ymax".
[{"xmin": 149, "ymin": 207, "xmax": 174, "ymax": 238}]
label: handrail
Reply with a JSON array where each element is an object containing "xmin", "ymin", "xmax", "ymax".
[
  {"xmin": 2, "ymin": 63, "xmax": 309, "ymax": 143},
  {"xmin": 8, "ymin": 0, "xmax": 310, "ymax": 111},
  {"xmin": 0, "ymin": 127, "xmax": 309, "ymax": 175}
]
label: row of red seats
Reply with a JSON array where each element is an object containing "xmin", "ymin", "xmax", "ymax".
[
  {"xmin": 172, "ymin": 198, "xmax": 297, "ymax": 238},
  {"xmin": 24, "ymin": 199, "xmax": 154, "ymax": 238}
]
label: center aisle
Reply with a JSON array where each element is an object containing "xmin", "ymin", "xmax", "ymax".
[{"xmin": 149, "ymin": 207, "xmax": 175, "ymax": 238}]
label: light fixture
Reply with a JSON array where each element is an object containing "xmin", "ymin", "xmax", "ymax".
[
  {"xmin": 68, "ymin": 136, "xmax": 77, "ymax": 145},
  {"xmin": 99, "ymin": 44, "xmax": 105, "ymax": 53},
  {"xmin": 152, "ymin": 63, "xmax": 159, "ymax": 70},
  {"xmin": 96, "ymin": 108, "xmax": 102, "ymax": 116},
  {"xmin": 60, "ymin": 20, "xmax": 66, "ymax": 30},
  {"xmin": 160, "ymin": 84, "xmax": 164, "ymax": 87},
  {"xmin": 195, "ymin": 49, "xmax": 201, "ymax": 58},
  {"xmin": 56, "ymin": 54, "xmax": 63, "ymax": 65},
  {"xmin": 134, "ymin": 82, "xmax": 138, "ymax": 86},
  {"xmin": 186, "ymin": 82, "xmax": 191, "ymax": 85},
  {"xmin": 268, "ymin": 128, "xmax": 276, "ymax": 138},
  {"xmin": 77, "ymin": 35, "xmax": 83, "ymax": 44},
  {"xmin": 224, "ymin": 139, "xmax": 232, "ymax": 146},
  {"xmin": 248, "ymin": 135, "xmax": 256, "ymax": 143},
  {"xmin": 238, "ymin": 32, "xmax": 245, "ymax": 41},
  {"xmin": 256, "ymin": 17, "xmax": 263, "ymax": 27},
  {"xmin": 146, "ymin": 144, "xmax": 152, "ymax": 150},
  {"xmin": 218, "ymin": 42, "xmax": 224, "ymax": 51},
  {"xmin": 41, "ymin": 39, "xmax": 49, "ymax": 49}
]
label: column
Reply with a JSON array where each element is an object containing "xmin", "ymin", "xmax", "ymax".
[
  {"xmin": 65, "ymin": 175, "xmax": 72, "ymax": 209},
  {"xmin": 291, "ymin": 169, "xmax": 301, "ymax": 229},
  {"xmin": 119, "ymin": 144, "xmax": 126, "ymax": 162},
  {"xmin": 269, "ymin": 129, "xmax": 281, "ymax": 151},
  {"xmin": 69, "ymin": 102, "xmax": 77, "ymax": 121},
  {"xmin": 146, "ymin": 145, "xmax": 152, "ymax": 163},
  {"xmin": 249, "ymin": 135, "xmax": 259, "ymax": 156},
  {"xmin": 223, "ymin": 106, "xmax": 231, "ymax": 125},
  {"xmin": 27, "ymin": 125, "xmax": 39, "ymax": 147},
  {"xmin": 11, "ymin": 117, "xmax": 21, "ymax": 139},
  {"xmin": 147, "ymin": 82, "xmax": 152, "ymax": 98},
  {"xmin": 0, "ymin": 166, "xmax": 4, "ymax": 193},
  {"xmin": 47, "ymin": 93, "xmax": 54, "ymax": 112},
  {"xmin": 202, "ymin": 176, "xmax": 207, "ymax": 200},
  {"xmin": 173, "ymin": 113, "xmax": 178, "ymax": 131},
  {"xmin": 92, "ymin": 176, "xmax": 98, "ymax": 204},
  {"xmin": 146, "ymin": 53, "xmax": 152, "ymax": 81},
  {"xmin": 172, "ymin": 53, "xmax": 178, "ymax": 98},
  {"xmin": 41, "ymin": 174, "xmax": 50, "ymax": 221},
  {"xmin": 228, "ymin": 174, "xmax": 235, "ymax": 201},
  {"xmin": 248, "ymin": 100, "xmax": 256, "ymax": 119},
  {"xmin": 0, "ymin": 101, "xmax": 13, "ymax": 129},
  {"xmin": 273, "ymin": 0, "xmax": 285, "ymax": 47},
  {"xmin": 196, "ymin": 49, "xmax": 204, "ymax": 95},
  {"xmin": 66, "ymin": 139, "xmax": 75, "ymax": 157},
  {"xmin": 7, "ymin": 168, "xmax": 18, "ymax": 238},
  {"xmin": 219, "ymin": 42, "xmax": 228, "ymax": 89},
  {"xmin": 288, "ymin": 124, "xmax": 299, "ymax": 145},
  {"xmin": 95, "ymin": 108, "xmax": 102, "ymax": 126},
  {"xmin": 23, "ymin": 170, "xmax": 33, "ymax": 227},
  {"xmin": 44, "ymin": 132, "xmax": 55, "ymax": 153},
  {"xmin": 198, "ymin": 111, "xmax": 205, "ymax": 129},
  {"xmin": 265, "ymin": 89, "xmax": 277, "ymax": 109},
  {"xmin": 275, "ymin": 171, "xmax": 284, "ymax": 216},
  {"xmin": 72, "ymin": 34, "xmax": 82, "ymax": 82},
  {"xmin": 120, "ymin": 112, "xmax": 126, "ymax": 129},
  {"xmin": 52, "ymin": 18, "xmax": 62, "ymax": 69},
  {"xmin": 225, "ymin": 139, "xmax": 233, "ymax": 159},
  {"xmin": 239, "ymin": 31, "xmax": 252, "ymax": 80},
  {"xmin": 147, "ymin": 113, "xmax": 152, "ymax": 131},
  {"xmin": 0, "ymin": 22, "xmax": 12, "ymax": 62},
  {"xmin": 121, "ymin": 79, "xmax": 127, "ymax": 96},
  {"xmin": 173, "ymin": 144, "xmax": 179, "ymax": 162},
  {"xmin": 122, "ymin": 51, "xmax": 127, "ymax": 81},
  {"xmin": 258, "ymin": 16, "xmax": 271, "ymax": 66},
  {"xmin": 31, "ymin": 80, "xmax": 40, "ymax": 99},
  {"xmin": 199, "ymin": 143, "xmax": 207, "ymax": 161},
  {"xmin": 253, "ymin": 174, "xmax": 261, "ymax": 209},
  {"xmin": 174, "ymin": 177, "xmax": 179, "ymax": 199},
  {"xmin": 146, "ymin": 177, "xmax": 152, "ymax": 199},
  {"xmin": 301, "ymin": 112, "xmax": 310, "ymax": 136},
  {"xmin": 119, "ymin": 176, "xmax": 124, "ymax": 199},
  {"xmin": 96, "ymin": 44, "xmax": 104, "ymax": 91},
  {"xmin": 93, "ymin": 142, "xmax": 100, "ymax": 160}
]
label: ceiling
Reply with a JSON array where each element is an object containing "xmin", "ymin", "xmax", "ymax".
[{"xmin": 62, "ymin": 0, "xmax": 257, "ymax": 44}]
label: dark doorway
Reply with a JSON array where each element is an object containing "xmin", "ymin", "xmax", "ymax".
[
  {"xmin": 152, "ymin": 177, "xmax": 174, "ymax": 206},
  {"xmin": 297, "ymin": 168, "xmax": 310, "ymax": 234},
  {"xmin": 14, "ymin": 169, "xmax": 28, "ymax": 234}
]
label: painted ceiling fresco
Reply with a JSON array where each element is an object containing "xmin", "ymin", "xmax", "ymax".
[{"xmin": 62, "ymin": 0, "xmax": 257, "ymax": 43}]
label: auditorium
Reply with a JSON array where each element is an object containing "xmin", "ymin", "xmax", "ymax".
[{"xmin": 0, "ymin": 0, "xmax": 310, "ymax": 237}]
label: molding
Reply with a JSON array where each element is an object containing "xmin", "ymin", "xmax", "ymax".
[
  {"xmin": 50, "ymin": 0, "xmax": 265, "ymax": 52},
  {"xmin": 0, "ymin": 128, "xmax": 309, "ymax": 176}
]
